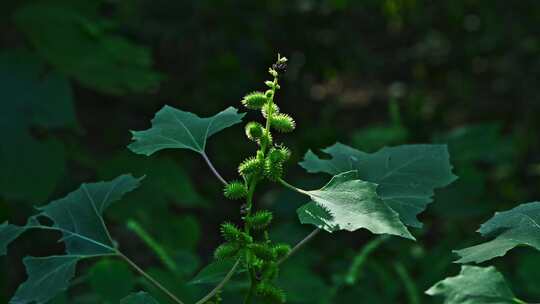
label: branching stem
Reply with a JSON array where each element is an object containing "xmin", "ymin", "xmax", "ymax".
[
  {"xmin": 117, "ymin": 251, "xmax": 185, "ymax": 304},
  {"xmin": 278, "ymin": 228, "xmax": 321, "ymax": 265},
  {"xmin": 195, "ymin": 258, "xmax": 241, "ymax": 304}
]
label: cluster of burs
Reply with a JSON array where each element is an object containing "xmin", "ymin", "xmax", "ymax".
[{"xmin": 213, "ymin": 55, "xmax": 295, "ymax": 303}]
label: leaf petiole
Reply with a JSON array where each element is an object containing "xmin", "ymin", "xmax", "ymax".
[{"xmin": 117, "ymin": 251, "xmax": 186, "ymax": 304}]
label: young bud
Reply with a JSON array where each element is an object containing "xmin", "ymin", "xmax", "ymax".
[
  {"xmin": 245, "ymin": 210, "xmax": 273, "ymax": 230},
  {"xmin": 214, "ymin": 243, "xmax": 240, "ymax": 260},
  {"xmin": 220, "ymin": 222, "xmax": 242, "ymax": 242},
  {"xmin": 268, "ymin": 147, "xmax": 290, "ymax": 163},
  {"xmin": 264, "ymin": 157, "xmax": 283, "ymax": 181},
  {"xmin": 272, "ymin": 243, "xmax": 291, "ymax": 259},
  {"xmin": 268, "ymin": 68, "xmax": 278, "ymax": 77},
  {"xmin": 248, "ymin": 243, "xmax": 276, "ymax": 261},
  {"xmin": 261, "ymin": 103, "xmax": 279, "ymax": 118},
  {"xmin": 261, "ymin": 262, "xmax": 279, "ymax": 281},
  {"xmin": 241, "ymin": 91, "xmax": 267, "ymax": 109},
  {"xmin": 223, "ymin": 181, "xmax": 247, "ymax": 200},
  {"xmin": 265, "ymin": 89, "xmax": 274, "ymax": 99},
  {"xmin": 258, "ymin": 131, "xmax": 272, "ymax": 148},
  {"xmin": 270, "ymin": 113, "xmax": 296, "ymax": 133},
  {"xmin": 265, "ymin": 80, "xmax": 275, "ymax": 88},
  {"xmin": 238, "ymin": 157, "xmax": 263, "ymax": 177},
  {"xmin": 276, "ymin": 145, "xmax": 291, "ymax": 161},
  {"xmin": 245, "ymin": 122, "xmax": 264, "ymax": 141},
  {"xmin": 220, "ymin": 222, "xmax": 253, "ymax": 244},
  {"xmin": 256, "ymin": 283, "xmax": 286, "ymax": 303}
]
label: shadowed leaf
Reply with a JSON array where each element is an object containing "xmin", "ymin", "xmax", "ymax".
[{"xmin": 455, "ymin": 201, "xmax": 540, "ymax": 263}]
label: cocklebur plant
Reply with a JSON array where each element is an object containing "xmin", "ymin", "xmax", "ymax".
[{"xmin": 1, "ymin": 54, "xmax": 458, "ymax": 304}]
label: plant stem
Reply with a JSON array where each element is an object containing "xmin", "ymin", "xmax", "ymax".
[
  {"xmin": 117, "ymin": 251, "xmax": 185, "ymax": 304},
  {"xmin": 278, "ymin": 178, "xmax": 308, "ymax": 195},
  {"xmin": 243, "ymin": 178, "xmax": 258, "ymax": 304},
  {"xmin": 394, "ymin": 262, "xmax": 420, "ymax": 304},
  {"xmin": 195, "ymin": 258, "xmax": 241, "ymax": 304},
  {"xmin": 202, "ymin": 152, "xmax": 227, "ymax": 185},
  {"xmin": 278, "ymin": 228, "xmax": 321, "ymax": 265}
]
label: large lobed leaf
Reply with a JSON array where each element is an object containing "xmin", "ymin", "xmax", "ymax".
[
  {"xmin": 426, "ymin": 266, "xmax": 518, "ymax": 304},
  {"xmin": 296, "ymin": 171, "xmax": 414, "ymax": 239},
  {"xmin": 128, "ymin": 105, "xmax": 245, "ymax": 155},
  {"xmin": 0, "ymin": 175, "xmax": 142, "ymax": 304},
  {"xmin": 10, "ymin": 256, "xmax": 79, "ymax": 304},
  {"xmin": 455, "ymin": 201, "xmax": 540, "ymax": 264},
  {"xmin": 299, "ymin": 143, "xmax": 456, "ymax": 228}
]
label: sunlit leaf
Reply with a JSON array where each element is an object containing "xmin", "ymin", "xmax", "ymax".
[
  {"xmin": 426, "ymin": 266, "xmax": 518, "ymax": 304},
  {"xmin": 128, "ymin": 106, "xmax": 245, "ymax": 155},
  {"xmin": 300, "ymin": 143, "xmax": 456, "ymax": 227},
  {"xmin": 454, "ymin": 201, "xmax": 540, "ymax": 263},
  {"xmin": 296, "ymin": 171, "xmax": 414, "ymax": 239}
]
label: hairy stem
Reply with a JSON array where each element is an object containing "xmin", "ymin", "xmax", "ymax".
[
  {"xmin": 195, "ymin": 258, "xmax": 241, "ymax": 304},
  {"xmin": 117, "ymin": 251, "xmax": 185, "ymax": 304},
  {"xmin": 243, "ymin": 178, "xmax": 259, "ymax": 304},
  {"xmin": 278, "ymin": 228, "xmax": 321, "ymax": 265},
  {"xmin": 202, "ymin": 152, "xmax": 227, "ymax": 185}
]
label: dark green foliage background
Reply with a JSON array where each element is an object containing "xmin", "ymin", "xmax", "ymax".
[{"xmin": 1, "ymin": 0, "xmax": 540, "ymax": 303}]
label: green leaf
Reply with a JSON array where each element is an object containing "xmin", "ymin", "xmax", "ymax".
[
  {"xmin": 10, "ymin": 255, "xmax": 79, "ymax": 304},
  {"xmin": 296, "ymin": 171, "xmax": 414, "ymax": 239},
  {"xmin": 299, "ymin": 143, "xmax": 456, "ymax": 227},
  {"xmin": 89, "ymin": 259, "xmax": 136, "ymax": 303},
  {"xmin": 3, "ymin": 175, "xmax": 142, "ymax": 303},
  {"xmin": 426, "ymin": 266, "xmax": 518, "ymax": 304},
  {"xmin": 454, "ymin": 201, "xmax": 540, "ymax": 264},
  {"xmin": 0, "ymin": 222, "xmax": 27, "ymax": 255},
  {"xmin": 120, "ymin": 292, "xmax": 159, "ymax": 304},
  {"xmin": 128, "ymin": 105, "xmax": 245, "ymax": 155},
  {"xmin": 13, "ymin": 2, "xmax": 162, "ymax": 95},
  {"xmin": 37, "ymin": 174, "xmax": 143, "ymax": 255}
]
